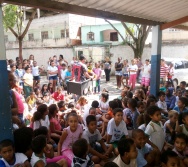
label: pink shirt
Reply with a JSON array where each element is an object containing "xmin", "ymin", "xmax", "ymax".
[
  {"xmin": 50, "ymin": 117, "xmax": 62, "ymax": 131},
  {"xmin": 13, "ymin": 90, "xmax": 24, "ymax": 114},
  {"xmin": 61, "ymin": 124, "xmax": 83, "ymax": 152},
  {"xmin": 93, "ymin": 68, "xmax": 102, "ymax": 79}
]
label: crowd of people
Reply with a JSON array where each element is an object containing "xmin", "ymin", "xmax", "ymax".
[{"xmin": 1, "ymin": 54, "xmax": 188, "ymax": 167}]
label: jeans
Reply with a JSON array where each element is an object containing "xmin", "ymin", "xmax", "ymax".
[
  {"xmin": 94, "ymin": 79, "xmax": 100, "ymax": 93},
  {"xmin": 104, "ymin": 69, "xmax": 111, "ymax": 81}
]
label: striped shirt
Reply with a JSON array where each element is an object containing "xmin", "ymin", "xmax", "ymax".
[{"xmin": 160, "ymin": 65, "xmax": 169, "ymax": 78}]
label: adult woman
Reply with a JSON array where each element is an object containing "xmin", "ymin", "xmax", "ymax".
[
  {"xmin": 115, "ymin": 57, "xmax": 123, "ymax": 89},
  {"xmin": 23, "ymin": 66, "xmax": 33, "ymax": 98},
  {"xmin": 103, "ymin": 57, "xmax": 112, "ymax": 82},
  {"xmin": 47, "ymin": 61, "xmax": 58, "ymax": 92},
  {"xmin": 128, "ymin": 59, "xmax": 138, "ymax": 90}
]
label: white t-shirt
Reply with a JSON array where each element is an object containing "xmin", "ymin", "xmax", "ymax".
[
  {"xmin": 23, "ymin": 73, "xmax": 33, "ymax": 86},
  {"xmin": 145, "ymin": 121, "xmax": 165, "ymax": 151},
  {"xmin": 107, "ymin": 118, "xmax": 128, "ymax": 143},
  {"xmin": 33, "ymin": 115, "xmax": 50, "ymax": 130},
  {"xmin": 1, "ymin": 153, "xmax": 28, "ymax": 167},
  {"xmin": 113, "ymin": 155, "xmax": 137, "ymax": 167},
  {"xmin": 32, "ymin": 66, "xmax": 40, "ymax": 76},
  {"xmin": 60, "ymin": 69, "xmax": 67, "ymax": 80},
  {"xmin": 30, "ymin": 152, "xmax": 46, "ymax": 167},
  {"xmin": 129, "ymin": 64, "xmax": 138, "ymax": 75},
  {"xmin": 142, "ymin": 64, "xmax": 151, "ymax": 78},
  {"xmin": 99, "ymin": 101, "xmax": 109, "ymax": 113},
  {"xmin": 47, "ymin": 66, "xmax": 58, "ymax": 76}
]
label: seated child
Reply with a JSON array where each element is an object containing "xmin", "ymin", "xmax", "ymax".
[
  {"xmin": 31, "ymin": 135, "xmax": 67, "ymax": 167},
  {"xmin": 0, "ymin": 139, "xmax": 30, "ymax": 167},
  {"xmin": 82, "ymin": 115, "xmax": 113, "ymax": 164},
  {"xmin": 103, "ymin": 162, "xmax": 118, "ymax": 167},
  {"xmin": 145, "ymin": 106, "xmax": 165, "ymax": 151},
  {"xmin": 172, "ymin": 133, "xmax": 188, "ymax": 166},
  {"xmin": 161, "ymin": 150, "xmax": 180, "ymax": 167},
  {"xmin": 113, "ymin": 138, "xmax": 137, "ymax": 167},
  {"xmin": 157, "ymin": 91, "xmax": 168, "ymax": 116},
  {"xmin": 71, "ymin": 138, "xmax": 100, "ymax": 167},
  {"xmin": 107, "ymin": 108, "xmax": 129, "ymax": 155},
  {"xmin": 132, "ymin": 129, "xmax": 160, "ymax": 167},
  {"xmin": 99, "ymin": 93, "xmax": 109, "ymax": 113}
]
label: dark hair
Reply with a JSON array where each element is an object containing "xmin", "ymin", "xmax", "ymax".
[
  {"xmin": 41, "ymin": 84, "xmax": 48, "ymax": 95},
  {"xmin": 10, "ymin": 64, "xmax": 16, "ymax": 69},
  {"xmin": 127, "ymin": 91, "xmax": 133, "ymax": 98},
  {"xmin": 182, "ymin": 112, "xmax": 188, "ymax": 121},
  {"xmin": 24, "ymin": 66, "xmax": 30, "ymax": 71},
  {"xmin": 146, "ymin": 98, "xmax": 156, "ymax": 108},
  {"xmin": 161, "ymin": 150, "xmax": 178, "ymax": 164},
  {"xmin": 101, "ymin": 92, "xmax": 109, "ymax": 101},
  {"xmin": 147, "ymin": 106, "xmax": 161, "ymax": 116},
  {"xmin": 113, "ymin": 108, "xmax": 123, "ymax": 116},
  {"xmin": 137, "ymin": 101, "xmax": 145, "ymax": 108},
  {"xmin": 86, "ymin": 115, "xmax": 96, "ymax": 125},
  {"xmin": 33, "ymin": 104, "xmax": 48, "ymax": 121},
  {"xmin": 132, "ymin": 129, "xmax": 145, "ymax": 139},
  {"xmin": 175, "ymin": 133, "xmax": 188, "ymax": 144},
  {"xmin": 0, "ymin": 139, "xmax": 14, "ymax": 151},
  {"xmin": 104, "ymin": 162, "xmax": 119, "ymax": 167},
  {"xmin": 89, "ymin": 107, "xmax": 96, "ymax": 113},
  {"xmin": 14, "ymin": 127, "xmax": 33, "ymax": 154},
  {"xmin": 109, "ymin": 100, "xmax": 119, "ymax": 110},
  {"xmin": 57, "ymin": 100, "xmax": 66, "ymax": 108},
  {"xmin": 48, "ymin": 104, "xmax": 58, "ymax": 119},
  {"xmin": 59, "ymin": 54, "xmax": 64, "ymax": 59},
  {"xmin": 33, "ymin": 126, "xmax": 48, "ymax": 137},
  {"xmin": 91, "ymin": 100, "xmax": 99, "ymax": 108},
  {"xmin": 72, "ymin": 138, "xmax": 88, "ymax": 158},
  {"xmin": 46, "ymin": 163, "xmax": 61, "ymax": 167},
  {"xmin": 67, "ymin": 102, "xmax": 74, "ymax": 109},
  {"xmin": 180, "ymin": 81, "xmax": 186, "ymax": 86},
  {"xmin": 31, "ymin": 135, "xmax": 46, "ymax": 154},
  {"xmin": 179, "ymin": 97, "xmax": 188, "ymax": 106},
  {"xmin": 118, "ymin": 138, "xmax": 134, "ymax": 156},
  {"xmin": 113, "ymin": 98, "xmax": 123, "ymax": 108},
  {"xmin": 128, "ymin": 98, "xmax": 137, "ymax": 108},
  {"xmin": 122, "ymin": 97, "xmax": 128, "ymax": 108},
  {"xmin": 158, "ymin": 91, "xmax": 165, "ymax": 97},
  {"xmin": 67, "ymin": 113, "xmax": 78, "ymax": 121}
]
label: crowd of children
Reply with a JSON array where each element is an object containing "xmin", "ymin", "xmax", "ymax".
[{"xmin": 2, "ymin": 55, "xmax": 188, "ymax": 167}]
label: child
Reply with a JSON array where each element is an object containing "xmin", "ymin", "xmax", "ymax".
[
  {"xmin": 175, "ymin": 90, "xmax": 182, "ymax": 106},
  {"xmin": 172, "ymin": 133, "xmax": 188, "ymax": 166},
  {"xmin": 113, "ymin": 138, "xmax": 137, "ymax": 167},
  {"xmin": 121, "ymin": 59, "xmax": 129, "ymax": 87},
  {"xmin": 176, "ymin": 112, "xmax": 188, "ymax": 136},
  {"xmin": 93, "ymin": 63, "xmax": 102, "ymax": 94},
  {"xmin": 58, "ymin": 113, "xmax": 83, "ymax": 165},
  {"xmin": 145, "ymin": 106, "xmax": 165, "ymax": 151},
  {"xmin": 41, "ymin": 84, "xmax": 48, "ymax": 96},
  {"xmin": 173, "ymin": 97, "xmax": 188, "ymax": 114},
  {"xmin": 99, "ymin": 92, "xmax": 109, "ymax": 113},
  {"xmin": 31, "ymin": 135, "xmax": 67, "ymax": 167},
  {"xmin": 0, "ymin": 139, "xmax": 30, "ymax": 167},
  {"xmin": 107, "ymin": 108, "xmax": 129, "ymax": 155},
  {"xmin": 134, "ymin": 89, "xmax": 145, "ymax": 102},
  {"xmin": 82, "ymin": 115, "xmax": 113, "ymax": 164},
  {"xmin": 164, "ymin": 110, "xmax": 178, "ymax": 144},
  {"xmin": 76, "ymin": 96, "xmax": 88, "ymax": 116},
  {"xmin": 104, "ymin": 162, "xmax": 118, "ymax": 167},
  {"xmin": 71, "ymin": 138, "xmax": 100, "ymax": 167},
  {"xmin": 137, "ymin": 101, "xmax": 145, "ymax": 114},
  {"xmin": 157, "ymin": 91, "xmax": 168, "ymax": 115},
  {"xmin": 132, "ymin": 129, "xmax": 160, "ymax": 167},
  {"xmin": 161, "ymin": 150, "xmax": 180, "ymax": 167}
]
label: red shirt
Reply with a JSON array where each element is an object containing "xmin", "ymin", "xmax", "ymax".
[{"xmin": 52, "ymin": 92, "xmax": 64, "ymax": 101}]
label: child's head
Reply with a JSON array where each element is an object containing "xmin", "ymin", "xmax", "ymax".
[
  {"xmin": 147, "ymin": 106, "xmax": 161, "ymax": 122},
  {"xmin": 121, "ymin": 90, "xmax": 127, "ymax": 98},
  {"xmin": 113, "ymin": 98, "xmax": 123, "ymax": 108},
  {"xmin": 161, "ymin": 150, "xmax": 179, "ymax": 167},
  {"xmin": 124, "ymin": 85, "xmax": 130, "ymax": 91},
  {"xmin": 33, "ymin": 126, "xmax": 48, "ymax": 138},
  {"xmin": 67, "ymin": 113, "xmax": 78, "ymax": 131},
  {"xmin": 67, "ymin": 102, "xmax": 74, "ymax": 109},
  {"xmin": 118, "ymin": 138, "xmax": 138, "ymax": 159},
  {"xmin": 57, "ymin": 100, "xmax": 66, "ymax": 110},
  {"xmin": 77, "ymin": 96, "xmax": 88, "ymax": 106},
  {"xmin": 33, "ymin": 104, "xmax": 48, "ymax": 121},
  {"xmin": 174, "ymin": 133, "xmax": 188, "ymax": 153},
  {"xmin": 137, "ymin": 101, "xmax": 145, "ymax": 114},
  {"xmin": 158, "ymin": 91, "xmax": 166, "ymax": 102},
  {"xmin": 176, "ymin": 90, "xmax": 182, "ymax": 97},
  {"xmin": 31, "ymin": 135, "xmax": 47, "ymax": 154},
  {"xmin": 168, "ymin": 110, "xmax": 178, "ymax": 123},
  {"xmin": 127, "ymin": 98, "xmax": 137, "ymax": 109},
  {"xmin": 180, "ymin": 81, "xmax": 186, "ymax": 89},
  {"xmin": 72, "ymin": 138, "xmax": 88, "ymax": 159},
  {"xmin": 104, "ymin": 162, "xmax": 118, "ymax": 167},
  {"xmin": 178, "ymin": 97, "xmax": 188, "ymax": 108},
  {"xmin": 48, "ymin": 104, "xmax": 58, "ymax": 119},
  {"xmin": 132, "ymin": 129, "xmax": 146, "ymax": 149},
  {"xmin": 113, "ymin": 108, "xmax": 123, "ymax": 123},
  {"xmin": 0, "ymin": 139, "xmax": 14, "ymax": 163},
  {"xmin": 86, "ymin": 115, "xmax": 97, "ymax": 132},
  {"xmin": 122, "ymin": 97, "xmax": 128, "ymax": 108},
  {"xmin": 91, "ymin": 100, "xmax": 99, "ymax": 108},
  {"xmin": 89, "ymin": 107, "xmax": 96, "ymax": 115},
  {"xmin": 101, "ymin": 92, "xmax": 109, "ymax": 102},
  {"xmin": 126, "ymin": 91, "xmax": 133, "ymax": 98},
  {"xmin": 109, "ymin": 100, "xmax": 119, "ymax": 111},
  {"xmin": 146, "ymin": 98, "xmax": 156, "ymax": 108},
  {"xmin": 182, "ymin": 112, "xmax": 188, "ymax": 125}
]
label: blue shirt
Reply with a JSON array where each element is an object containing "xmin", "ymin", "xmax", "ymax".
[
  {"xmin": 173, "ymin": 106, "xmax": 188, "ymax": 113},
  {"xmin": 65, "ymin": 71, "xmax": 71, "ymax": 82}
]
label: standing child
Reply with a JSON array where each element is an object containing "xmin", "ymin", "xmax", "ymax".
[
  {"xmin": 58, "ymin": 113, "xmax": 83, "ymax": 165},
  {"xmin": 121, "ymin": 59, "xmax": 129, "ymax": 87},
  {"xmin": 145, "ymin": 106, "xmax": 165, "ymax": 151},
  {"xmin": 113, "ymin": 138, "xmax": 138, "ymax": 167},
  {"xmin": 0, "ymin": 139, "xmax": 30, "ymax": 167},
  {"xmin": 93, "ymin": 63, "xmax": 102, "ymax": 94},
  {"xmin": 107, "ymin": 108, "xmax": 129, "ymax": 155}
]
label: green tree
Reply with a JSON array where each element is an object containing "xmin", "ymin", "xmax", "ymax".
[
  {"xmin": 105, "ymin": 20, "xmax": 151, "ymax": 58},
  {"xmin": 3, "ymin": 5, "xmax": 37, "ymax": 61}
]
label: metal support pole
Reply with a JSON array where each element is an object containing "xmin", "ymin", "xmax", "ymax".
[
  {"xmin": 150, "ymin": 25, "xmax": 162, "ymax": 96},
  {"xmin": 0, "ymin": 5, "xmax": 13, "ymax": 141}
]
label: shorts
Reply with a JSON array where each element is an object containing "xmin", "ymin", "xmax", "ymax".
[
  {"xmin": 110, "ymin": 135, "xmax": 125, "ymax": 149},
  {"xmin": 141, "ymin": 77, "xmax": 150, "ymax": 86},
  {"xmin": 88, "ymin": 144, "xmax": 104, "ymax": 158},
  {"xmin": 33, "ymin": 76, "xmax": 40, "ymax": 80},
  {"xmin": 115, "ymin": 71, "xmax": 122, "ymax": 76},
  {"xmin": 49, "ymin": 75, "xmax": 57, "ymax": 80},
  {"xmin": 123, "ymin": 74, "xmax": 129, "ymax": 77}
]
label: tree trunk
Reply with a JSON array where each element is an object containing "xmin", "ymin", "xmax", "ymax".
[{"xmin": 18, "ymin": 38, "xmax": 23, "ymax": 62}]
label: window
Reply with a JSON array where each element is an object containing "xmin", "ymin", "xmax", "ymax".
[
  {"xmin": 4, "ymin": 35, "xmax": 8, "ymax": 42},
  {"xmin": 87, "ymin": 32, "xmax": 94, "ymax": 41},
  {"xmin": 66, "ymin": 29, "xmax": 69, "ymax": 38},
  {"xmin": 41, "ymin": 31, "xmax": 48, "ymax": 39},
  {"xmin": 174, "ymin": 61, "xmax": 184, "ymax": 69},
  {"xmin": 28, "ymin": 33, "xmax": 34, "ymax": 41},
  {"xmin": 110, "ymin": 32, "xmax": 118, "ymax": 41},
  {"xmin": 61, "ymin": 30, "xmax": 65, "ymax": 38}
]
